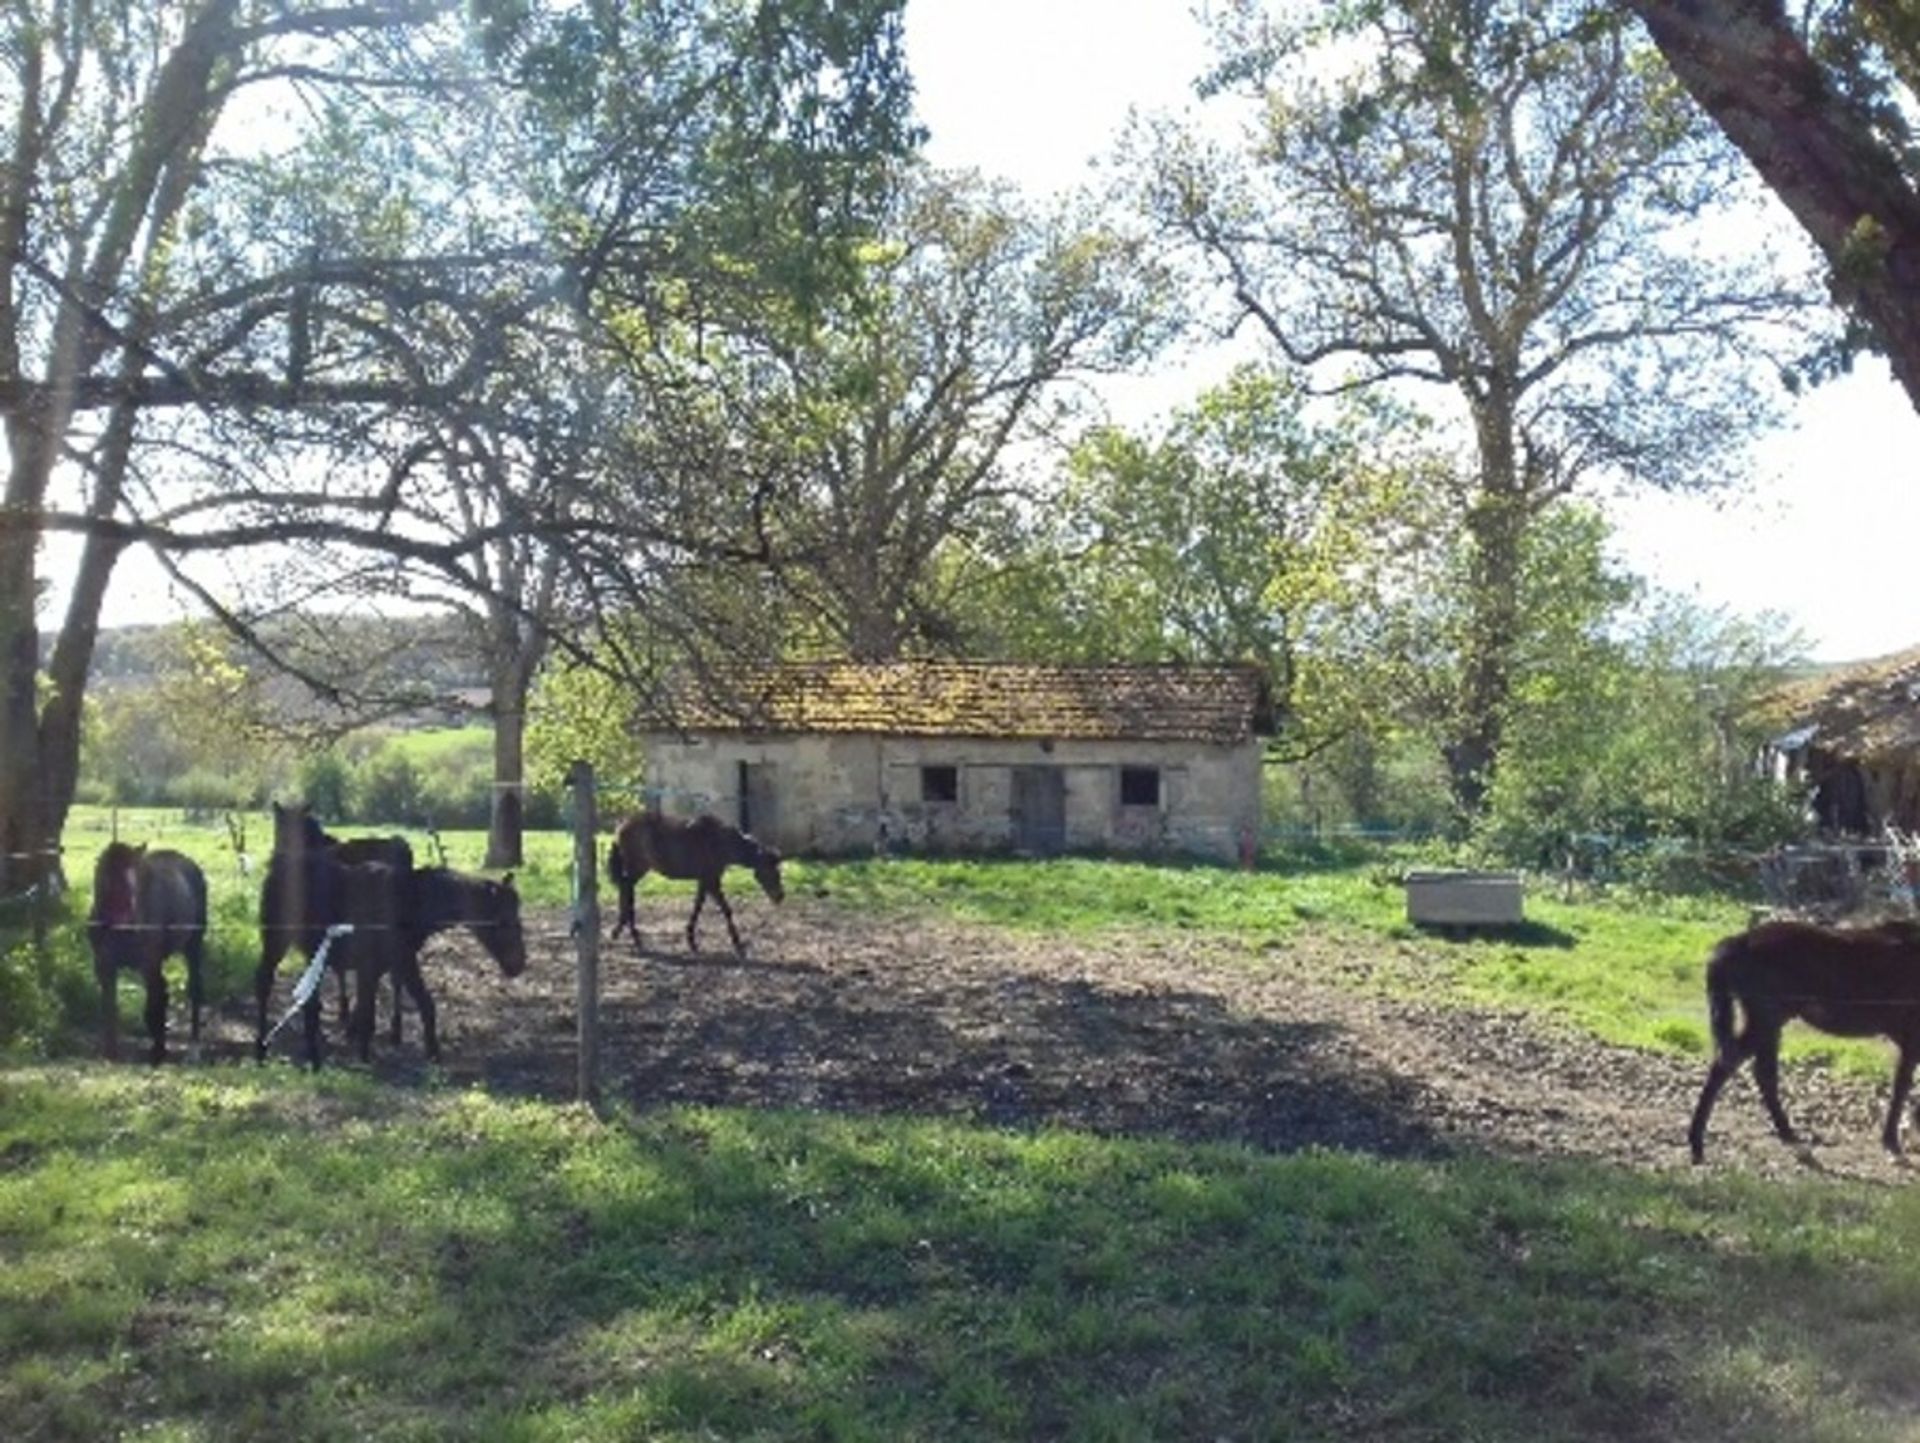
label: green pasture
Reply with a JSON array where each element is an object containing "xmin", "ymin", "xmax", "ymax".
[
  {"xmin": 5, "ymin": 1066, "xmax": 1920, "ymax": 1442},
  {"xmin": 9, "ymin": 807, "xmax": 1883, "ymax": 1080},
  {"xmin": 9, "ymin": 812, "xmax": 1920, "ymax": 1440}
]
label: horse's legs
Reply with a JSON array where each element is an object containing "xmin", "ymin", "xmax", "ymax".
[
  {"xmin": 184, "ymin": 935, "xmax": 206, "ymax": 1045},
  {"xmin": 389, "ymin": 971, "xmax": 405, "ymax": 1049},
  {"xmin": 1688, "ymin": 1033, "xmax": 1756, "ymax": 1163},
  {"xmin": 335, "ymin": 969, "xmax": 352, "ymax": 1033},
  {"xmin": 96, "ymin": 957, "xmax": 120, "ymax": 1062},
  {"xmin": 301, "ymin": 983, "xmax": 327, "ymax": 1070},
  {"xmin": 1884, "ymin": 1043, "xmax": 1919, "ymax": 1156},
  {"xmin": 686, "ymin": 884, "xmax": 710, "ymax": 953},
  {"xmin": 610, "ymin": 869, "xmax": 644, "ymax": 953},
  {"xmin": 711, "ymin": 882, "xmax": 746, "ymax": 958},
  {"xmin": 347, "ymin": 955, "xmax": 382, "ymax": 1063},
  {"xmin": 397, "ymin": 958, "xmax": 438, "ymax": 1061},
  {"xmin": 142, "ymin": 962, "xmax": 169, "ymax": 1065},
  {"xmin": 1748, "ymin": 1025, "xmax": 1800, "ymax": 1148},
  {"xmin": 254, "ymin": 932, "xmax": 290, "ymax": 1061}
]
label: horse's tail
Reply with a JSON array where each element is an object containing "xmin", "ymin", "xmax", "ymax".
[
  {"xmin": 606, "ymin": 838, "xmax": 626, "ymax": 890},
  {"xmin": 1705, "ymin": 938, "xmax": 1743, "ymax": 1070}
]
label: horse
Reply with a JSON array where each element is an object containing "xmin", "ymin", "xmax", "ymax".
[
  {"xmin": 607, "ymin": 812, "xmax": 784, "ymax": 958},
  {"xmin": 88, "ymin": 841, "xmax": 208, "ymax": 1063},
  {"xmin": 254, "ymin": 802, "xmax": 414, "ymax": 1054},
  {"xmin": 1688, "ymin": 917, "xmax": 1920, "ymax": 1162},
  {"xmin": 372, "ymin": 866, "xmax": 528, "ymax": 1060}
]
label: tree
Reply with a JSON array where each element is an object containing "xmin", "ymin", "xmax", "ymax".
[
  {"xmin": 965, "ymin": 365, "xmax": 1447, "ymax": 760},
  {"xmin": 744, "ymin": 165, "xmax": 1165, "ymax": 660},
  {"xmin": 1627, "ymin": 1, "xmax": 1920, "ymax": 409},
  {"xmin": 1141, "ymin": 0, "xmax": 1815, "ymax": 812},
  {"xmin": 0, "ymin": 0, "xmax": 917, "ymax": 887},
  {"xmin": 1476, "ymin": 504, "xmax": 1807, "ymax": 874}
]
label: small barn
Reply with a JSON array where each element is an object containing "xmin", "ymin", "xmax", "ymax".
[
  {"xmin": 636, "ymin": 661, "xmax": 1275, "ymax": 861},
  {"xmin": 1764, "ymin": 644, "xmax": 1920, "ymax": 834}
]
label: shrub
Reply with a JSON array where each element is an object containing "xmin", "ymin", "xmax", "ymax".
[
  {"xmin": 298, "ymin": 751, "xmax": 352, "ymax": 818},
  {"xmin": 356, "ymin": 750, "xmax": 424, "ymax": 826},
  {"xmin": 0, "ymin": 899, "xmax": 94, "ymax": 1057},
  {"xmin": 168, "ymin": 767, "xmax": 260, "ymax": 814}
]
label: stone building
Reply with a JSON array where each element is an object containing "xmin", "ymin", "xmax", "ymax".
[
  {"xmin": 635, "ymin": 661, "xmax": 1274, "ymax": 861},
  {"xmin": 1763, "ymin": 644, "xmax": 1920, "ymax": 834}
]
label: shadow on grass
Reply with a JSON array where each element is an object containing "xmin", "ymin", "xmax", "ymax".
[
  {"xmin": 470, "ymin": 947, "xmax": 1456, "ymax": 1161},
  {"xmin": 6, "ymin": 1067, "xmax": 1917, "ymax": 1443},
  {"xmin": 1410, "ymin": 919, "xmax": 1578, "ymax": 949}
]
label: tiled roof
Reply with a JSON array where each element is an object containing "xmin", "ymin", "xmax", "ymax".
[
  {"xmin": 642, "ymin": 662, "xmax": 1274, "ymax": 744},
  {"xmin": 1766, "ymin": 645, "xmax": 1920, "ymax": 759}
]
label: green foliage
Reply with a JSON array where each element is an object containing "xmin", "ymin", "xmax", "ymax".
[
  {"xmin": 297, "ymin": 751, "xmax": 352, "ymax": 819},
  {"xmin": 356, "ymin": 750, "xmax": 426, "ymax": 827},
  {"xmin": 1475, "ymin": 508, "xmax": 1809, "ymax": 871},
  {"xmin": 526, "ymin": 660, "xmax": 645, "ymax": 796},
  {"xmin": 0, "ymin": 905, "xmax": 89, "ymax": 1057},
  {"xmin": 959, "ymin": 365, "xmax": 1449, "ymax": 760},
  {"xmin": 1264, "ymin": 732, "xmax": 1455, "ymax": 839}
]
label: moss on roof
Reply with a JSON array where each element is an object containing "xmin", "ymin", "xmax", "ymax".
[
  {"xmin": 641, "ymin": 661, "xmax": 1275, "ymax": 745},
  {"xmin": 1765, "ymin": 644, "xmax": 1920, "ymax": 759}
]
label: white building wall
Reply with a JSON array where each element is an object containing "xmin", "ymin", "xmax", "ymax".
[{"xmin": 639, "ymin": 731, "xmax": 1261, "ymax": 862}]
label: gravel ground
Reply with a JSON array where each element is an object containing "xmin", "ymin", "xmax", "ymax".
[{"xmin": 225, "ymin": 894, "xmax": 1918, "ymax": 1184}]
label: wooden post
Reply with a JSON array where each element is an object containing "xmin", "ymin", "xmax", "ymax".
[{"xmin": 567, "ymin": 760, "xmax": 601, "ymax": 1105}]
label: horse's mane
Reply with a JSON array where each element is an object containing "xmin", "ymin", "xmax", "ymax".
[{"xmin": 96, "ymin": 839, "xmax": 140, "ymax": 870}]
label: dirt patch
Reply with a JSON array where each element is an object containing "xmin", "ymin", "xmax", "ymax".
[{"xmin": 201, "ymin": 896, "xmax": 1917, "ymax": 1183}]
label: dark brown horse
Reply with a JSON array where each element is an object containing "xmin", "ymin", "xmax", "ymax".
[
  {"xmin": 254, "ymin": 802, "xmax": 414, "ymax": 1056},
  {"xmin": 88, "ymin": 841, "xmax": 208, "ymax": 1063},
  {"xmin": 1689, "ymin": 918, "xmax": 1920, "ymax": 1162},
  {"xmin": 608, "ymin": 812, "xmax": 784, "ymax": 957},
  {"xmin": 372, "ymin": 866, "xmax": 528, "ymax": 1060}
]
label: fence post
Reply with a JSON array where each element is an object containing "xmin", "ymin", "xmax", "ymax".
[{"xmin": 567, "ymin": 760, "xmax": 601, "ymax": 1106}]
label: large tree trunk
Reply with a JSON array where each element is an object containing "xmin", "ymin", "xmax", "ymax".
[
  {"xmin": 1448, "ymin": 489, "xmax": 1527, "ymax": 818},
  {"xmin": 0, "ymin": 416, "xmax": 65, "ymax": 895},
  {"xmin": 1629, "ymin": 0, "xmax": 1920, "ymax": 412},
  {"xmin": 1445, "ymin": 392, "xmax": 1530, "ymax": 820},
  {"xmin": 485, "ymin": 687, "xmax": 528, "ymax": 870},
  {"xmin": 482, "ymin": 596, "xmax": 548, "ymax": 870},
  {"xmin": 0, "ymin": 540, "xmax": 48, "ymax": 896},
  {"xmin": 39, "ymin": 396, "xmax": 139, "ymax": 860}
]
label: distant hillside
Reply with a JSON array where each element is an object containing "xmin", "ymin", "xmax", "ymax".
[{"xmin": 64, "ymin": 615, "xmax": 491, "ymax": 724}]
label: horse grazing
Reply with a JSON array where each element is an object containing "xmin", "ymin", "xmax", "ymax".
[
  {"xmin": 378, "ymin": 866, "xmax": 528, "ymax": 1059},
  {"xmin": 254, "ymin": 801, "xmax": 414, "ymax": 1056},
  {"xmin": 88, "ymin": 842, "xmax": 208, "ymax": 1063},
  {"xmin": 607, "ymin": 812, "xmax": 783, "ymax": 957},
  {"xmin": 1688, "ymin": 918, "xmax": 1920, "ymax": 1162}
]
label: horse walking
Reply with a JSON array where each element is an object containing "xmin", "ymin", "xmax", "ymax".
[
  {"xmin": 88, "ymin": 842, "xmax": 208, "ymax": 1064},
  {"xmin": 1688, "ymin": 918, "xmax": 1920, "ymax": 1162},
  {"xmin": 607, "ymin": 812, "xmax": 784, "ymax": 957}
]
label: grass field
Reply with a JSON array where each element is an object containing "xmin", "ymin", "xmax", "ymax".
[
  {"xmin": 5, "ymin": 1066, "xmax": 1920, "ymax": 1442},
  {"xmin": 9, "ymin": 812, "xmax": 1920, "ymax": 1439}
]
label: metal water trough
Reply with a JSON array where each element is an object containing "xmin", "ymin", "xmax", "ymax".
[{"xmin": 1405, "ymin": 869, "xmax": 1524, "ymax": 928}]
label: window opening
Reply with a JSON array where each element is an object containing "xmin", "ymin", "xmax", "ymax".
[
  {"xmin": 1120, "ymin": 766, "xmax": 1160, "ymax": 807},
  {"xmin": 922, "ymin": 764, "xmax": 959, "ymax": 804}
]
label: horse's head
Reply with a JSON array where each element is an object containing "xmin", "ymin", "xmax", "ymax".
[
  {"xmin": 751, "ymin": 845, "xmax": 785, "ymax": 905},
  {"xmin": 475, "ymin": 872, "xmax": 527, "ymax": 978},
  {"xmin": 91, "ymin": 841, "xmax": 145, "ymax": 929},
  {"xmin": 271, "ymin": 800, "xmax": 328, "ymax": 856}
]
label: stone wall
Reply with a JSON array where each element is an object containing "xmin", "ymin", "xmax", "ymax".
[{"xmin": 638, "ymin": 731, "xmax": 1261, "ymax": 862}]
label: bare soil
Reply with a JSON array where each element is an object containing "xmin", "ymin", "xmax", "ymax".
[{"xmin": 213, "ymin": 895, "xmax": 1919, "ymax": 1184}]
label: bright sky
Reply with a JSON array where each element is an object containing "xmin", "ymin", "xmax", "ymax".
[
  {"xmin": 47, "ymin": 1, "xmax": 1920, "ymax": 664},
  {"xmin": 904, "ymin": 0, "xmax": 1920, "ymax": 665}
]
